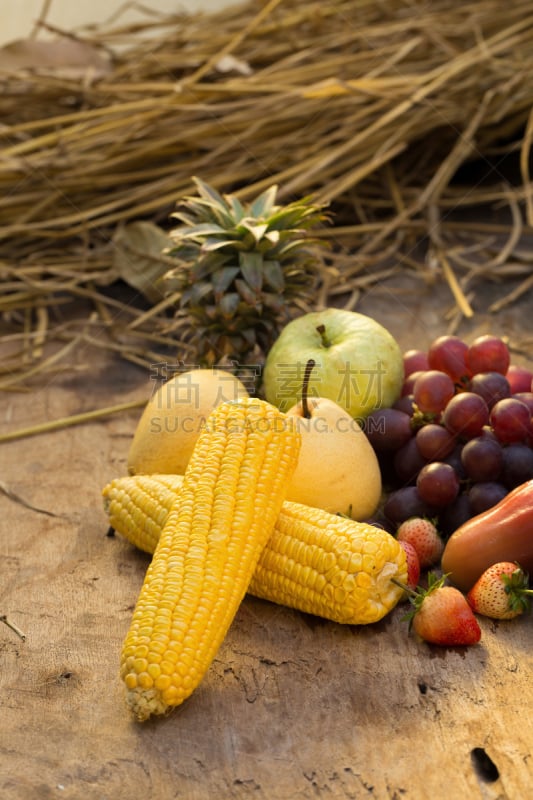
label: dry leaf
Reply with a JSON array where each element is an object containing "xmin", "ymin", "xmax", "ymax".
[
  {"xmin": 0, "ymin": 37, "xmax": 111, "ymax": 78},
  {"xmin": 112, "ymin": 221, "xmax": 174, "ymax": 304}
]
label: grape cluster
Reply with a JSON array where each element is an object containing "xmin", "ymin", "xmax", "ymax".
[{"xmin": 364, "ymin": 334, "xmax": 533, "ymax": 536}]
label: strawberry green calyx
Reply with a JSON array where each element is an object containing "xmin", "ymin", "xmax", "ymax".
[
  {"xmin": 392, "ymin": 572, "xmax": 447, "ymax": 629},
  {"xmin": 393, "ymin": 572, "xmax": 481, "ymax": 646},
  {"xmin": 500, "ymin": 565, "xmax": 533, "ymax": 615},
  {"xmin": 467, "ymin": 561, "xmax": 533, "ymax": 620}
]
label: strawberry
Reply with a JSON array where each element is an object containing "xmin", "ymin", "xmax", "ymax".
[
  {"xmin": 466, "ymin": 562, "xmax": 533, "ymax": 620},
  {"xmin": 398, "ymin": 540, "xmax": 421, "ymax": 590},
  {"xmin": 394, "ymin": 573, "xmax": 482, "ymax": 646},
  {"xmin": 396, "ymin": 517, "xmax": 444, "ymax": 569}
]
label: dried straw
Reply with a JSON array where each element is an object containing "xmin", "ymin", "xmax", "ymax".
[{"xmin": 1, "ymin": 0, "xmax": 533, "ymax": 388}]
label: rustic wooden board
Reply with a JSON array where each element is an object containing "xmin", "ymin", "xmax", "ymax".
[{"xmin": 1, "ymin": 274, "xmax": 532, "ymax": 800}]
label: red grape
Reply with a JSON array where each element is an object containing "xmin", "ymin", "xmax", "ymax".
[
  {"xmin": 467, "ymin": 335, "xmax": 510, "ymax": 376},
  {"xmin": 427, "ymin": 335, "xmax": 471, "ymax": 384},
  {"xmin": 403, "ymin": 349, "xmax": 429, "ymax": 377},
  {"xmin": 506, "ymin": 364, "xmax": 533, "ymax": 394},
  {"xmin": 489, "ymin": 397, "xmax": 531, "ymax": 444},
  {"xmin": 469, "ymin": 371, "xmax": 510, "ymax": 409},
  {"xmin": 460, "ymin": 436, "xmax": 503, "ymax": 483},
  {"xmin": 513, "ymin": 391, "xmax": 533, "ymax": 415},
  {"xmin": 364, "ymin": 408, "xmax": 413, "ymax": 452},
  {"xmin": 413, "ymin": 370, "xmax": 455, "ymax": 414},
  {"xmin": 442, "ymin": 392, "xmax": 490, "ymax": 439},
  {"xmin": 415, "ymin": 423, "xmax": 456, "ymax": 460},
  {"xmin": 377, "ymin": 337, "xmax": 533, "ymax": 533},
  {"xmin": 402, "ymin": 370, "xmax": 425, "ymax": 397},
  {"xmin": 416, "ymin": 462, "xmax": 460, "ymax": 507}
]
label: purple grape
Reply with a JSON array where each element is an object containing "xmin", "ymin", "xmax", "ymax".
[
  {"xmin": 460, "ymin": 436, "xmax": 503, "ymax": 483},
  {"xmin": 479, "ymin": 425, "xmax": 499, "ymax": 442},
  {"xmin": 439, "ymin": 492, "xmax": 473, "ymax": 538},
  {"xmin": 501, "ymin": 443, "xmax": 533, "ymax": 488},
  {"xmin": 468, "ymin": 482, "xmax": 508, "ymax": 515},
  {"xmin": 469, "ymin": 371, "xmax": 511, "ymax": 409},
  {"xmin": 364, "ymin": 408, "xmax": 413, "ymax": 452},
  {"xmin": 361, "ymin": 516, "xmax": 396, "ymax": 535},
  {"xmin": 443, "ymin": 443, "xmax": 467, "ymax": 481},
  {"xmin": 383, "ymin": 486, "xmax": 435, "ymax": 524},
  {"xmin": 394, "ymin": 437, "xmax": 427, "ymax": 484},
  {"xmin": 393, "ymin": 394, "xmax": 416, "ymax": 416}
]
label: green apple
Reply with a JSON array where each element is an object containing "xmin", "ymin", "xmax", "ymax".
[{"xmin": 263, "ymin": 308, "xmax": 403, "ymax": 420}]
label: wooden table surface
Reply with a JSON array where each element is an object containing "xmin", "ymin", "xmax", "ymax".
[{"xmin": 1, "ymin": 274, "xmax": 532, "ymax": 800}]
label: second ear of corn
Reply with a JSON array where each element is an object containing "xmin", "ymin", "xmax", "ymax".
[
  {"xmin": 105, "ymin": 474, "xmax": 407, "ymax": 630},
  {"xmin": 118, "ymin": 397, "xmax": 301, "ymax": 721}
]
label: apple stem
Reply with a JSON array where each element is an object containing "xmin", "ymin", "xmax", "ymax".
[
  {"xmin": 316, "ymin": 324, "xmax": 330, "ymax": 348},
  {"xmin": 301, "ymin": 359, "xmax": 316, "ymax": 419}
]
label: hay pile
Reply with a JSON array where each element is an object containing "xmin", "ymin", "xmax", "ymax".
[{"xmin": 1, "ymin": 0, "xmax": 533, "ymax": 388}]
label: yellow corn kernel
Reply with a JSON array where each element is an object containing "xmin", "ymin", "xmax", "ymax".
[
  {"xmin": 104, "ymin": 472, "xmax": 407, "ymax": 632},
  {"xmin": 118, "ymin": 398, "xmax": 300, "ymax": 721}
]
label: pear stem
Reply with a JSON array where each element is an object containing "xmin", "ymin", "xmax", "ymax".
[
  {"xmin": 316, "ymin": 324, "xmax": 330, "ymax": 348},
  {"xmin": 301, "ymin": 358, "xmax": 316, "ymax": 419}
]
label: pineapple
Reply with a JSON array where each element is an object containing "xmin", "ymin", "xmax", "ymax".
[{"xmin": 162, "ymin": 177, "xmax": 328, "ymax": 366}]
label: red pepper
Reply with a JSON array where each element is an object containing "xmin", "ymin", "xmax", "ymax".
[{"xmin": 441, "ymin": 479, "xmax": 533, "ymax": 592}]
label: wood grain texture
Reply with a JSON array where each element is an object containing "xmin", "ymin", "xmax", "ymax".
[{"xmin": 1, "ymin": 275, "xmax": 532, "ymax": 800}]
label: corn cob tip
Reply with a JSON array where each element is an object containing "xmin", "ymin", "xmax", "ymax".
[{"xmin": 124, "ymin": 686, "xmax": 168, "ymax": 722}]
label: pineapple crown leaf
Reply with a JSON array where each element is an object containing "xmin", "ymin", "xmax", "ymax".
[
  {"xmin": 172, "ymin": 222, "xmax": 229, "ymax": 239},
  {"xmin": 227, "ymin": 194, "xmax": 246, "ymax": 222},
  {"xmin": 236, "ymin": 219, "xmax": 269, "ymax": 242},
  {"xmin": 171, "ymin": 178, "xmax": 327, "ymax": 235},
  {"xmin": 174, "ymin": 178, "xmax": 279, "ymax": 232},
  {"xmin": 167, "ymin": 180, "xmax": 328, "ymax": 271},
  {"xmin": 191, "ymin": 175, "xmax": 227, "ymax": 207},
  {"xmin": 161, "ymin": 178, "xmax": 329, "ymax": 364},
  {"xmin": 239, "ymin": 251, "xmax": 263, "ymax": 291},
  {"xmin": 249, "ymin": 184, "xmax": 279, "ymax": 217},
  {"xmin": 211, "ymin": 266, "xmax": 240, "ymax": 296}
]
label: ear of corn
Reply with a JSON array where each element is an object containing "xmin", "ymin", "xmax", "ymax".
[
  {"xmin": 104, "ymin": 473, "xmax": 183, "ymax": 554},
  {"xmin": 118, "ymin": 398, "xmax": 300, "ymax": 721},
  {"xmin": 104, "ymin": 473, "xmax": 407, "ymax": 629}
]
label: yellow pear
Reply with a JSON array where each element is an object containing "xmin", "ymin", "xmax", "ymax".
[
  {"xmin": 285, "ymin": 394, "xmax": 382, "ymax": 520},
  {"xmin": 127, "ymin": 368, "xmax": 249, "ymax": 475}
]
